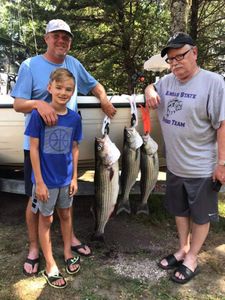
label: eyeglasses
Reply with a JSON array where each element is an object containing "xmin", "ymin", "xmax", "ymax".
[{"xmin": 165, "ymin": 48, "xmax": 193, "ymax": 64}]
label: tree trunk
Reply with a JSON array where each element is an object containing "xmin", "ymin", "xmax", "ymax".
[
  {"xmin": 189, "ymin": 0, "xmax": 199, "ymax": 42},
  {"xmin": 170, "ymin": 0, "xmax": 192, "ymax": 33}
]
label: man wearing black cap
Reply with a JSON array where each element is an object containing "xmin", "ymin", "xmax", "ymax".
[
  {"xmin": 145, "ymin": 32, "xmax": 225, "ymax": 284},
  {"xmin": 12, "ymin": 19, "xmax": 116, "ymax": 281}
]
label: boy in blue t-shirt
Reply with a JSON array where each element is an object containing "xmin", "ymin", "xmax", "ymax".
[{"xmin": 25, "ymin": 68, "xmax": 82, "ymax": 289}]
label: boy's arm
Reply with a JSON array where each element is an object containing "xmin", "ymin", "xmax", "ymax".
[
  {"xmin": 30, "ymin": 137, "xmax": 49, "ymax": 201},
  {"xmin": 69, "ymin": 141, "xmax": 79, "ymax": 196}
]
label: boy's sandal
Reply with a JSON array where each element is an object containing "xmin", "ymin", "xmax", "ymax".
[
  {"xmin": 42, "ymin": 271, "xmax": 67, "ymax": 289},
  {"xmin": 65, "ymin": 256, "xmax": 80, "ymax": 275}
]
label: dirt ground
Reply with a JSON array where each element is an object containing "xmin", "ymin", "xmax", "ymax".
[{"xmin": 1, "ymin": 191, "xmax": 225, "ymax": 300}]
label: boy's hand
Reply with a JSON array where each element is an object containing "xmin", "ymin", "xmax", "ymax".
[
  {"xmin": 35, "ymin": 182, "xmax": 49, "ymax": 202},
  {"xmin": 69, "ymin": 179, "xmax": 78, "ymax": 197}
]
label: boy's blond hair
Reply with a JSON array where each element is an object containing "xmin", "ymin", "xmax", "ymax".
[{"xmin": 49, "ymin": 68, "xmax": 75, "ymax": 85}]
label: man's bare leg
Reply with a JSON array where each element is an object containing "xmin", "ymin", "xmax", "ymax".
[
  {"xmin": 160, "ymin": 216, "xmax": 191, "ymax": 268},
  {"xmin": 174, "ymin": 221, "xmax": 210, "ymax": 279},
  {"xmin": 23, "ymin": 197, "xmax": 39, "ymax": 275},
  {"xmin": 174, "ymin": 216, "xmax": 191, "ymax": 260},
  {"xmin": 70, "ymin": 206, "xmax": 91, "ymax": 256}
]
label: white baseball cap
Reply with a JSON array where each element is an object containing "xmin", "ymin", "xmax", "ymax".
[{"xmin": 46, "ymin": 19, "xmax": 73, "ymax": 37}]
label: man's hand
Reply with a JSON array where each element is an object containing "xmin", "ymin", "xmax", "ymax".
[
  {"xmin": 213, "ymin": 165, "xmax": 225, "ymax": 186},
  {"xmin": 145, "ymin": 84, "xmax": 161, "ymax": 109},
  {"xmin": 36, "ymin": 101, "xmax": 58, "ymax": 126},
  {"xmin": 91, "ymin": 83, "xmax": 117, "ymax": 119},
  {"xmin": 101, "ymin": 101, "xmax": 117, "ymax": 118}
]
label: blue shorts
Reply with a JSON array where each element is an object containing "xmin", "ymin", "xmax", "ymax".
[{"xmin": 165, "ymin": 171, "xmax": 219, "ymax": 224}]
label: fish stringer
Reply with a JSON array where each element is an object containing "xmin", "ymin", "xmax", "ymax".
[
  {"xmin": 101, "ymin": 115, "xmax": 110, "ymax": 136},
  {"xmin": 101, "ymin": 96, "xmax": 114, "ymax": 136},
  {"xmin": 129, "ymin": 94, "xmax": 138, "ymax": 127},
  {"xmin": 121, "ymin": 94, "xmax": 138, "ymax": 127}
]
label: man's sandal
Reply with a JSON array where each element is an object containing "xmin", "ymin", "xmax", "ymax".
[
  {"xmin": 158, "ymin": 254, "xmax": 183, "ymax": 270},
  {"xmin": 71, "ymin": 244, "xmax": 92, "ymax": 257},
  {"xmin": 42, "ymin": 271, "xmax": 67, "ymax": 289},
  {"xmin": 65, "ymin": 256, "xmax": 80, "ymax": 275},
  {"xmin": 171, "ymin": 264, "xmax": 200, "ymax": 284},
  {"xmin": 23, "ymin": 257, "xmax": 40, "ymax": 276}
]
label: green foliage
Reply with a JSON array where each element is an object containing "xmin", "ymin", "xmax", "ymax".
[
  {"xmin": 190, "ymin": 0, "xmax": 225, "ymax": 74},
  {"xmin": 0, "ymin": 0, "xmax": 224, "ymax": 91}
]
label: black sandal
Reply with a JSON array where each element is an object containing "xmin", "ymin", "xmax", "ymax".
[
  {"xmin": 71, "ymin": 244, "xmax": 92, "ymax": 257},
  {"xmin": 23, "ymin": 257, "xmax": 40, "ymax": 276},
  {"xmin": 171, "ymin": 264, "xmax": 200, "ymax": 284},
  {"xmin": 158, "ymin": 254, "xmax": 183, "ymax": 270}
]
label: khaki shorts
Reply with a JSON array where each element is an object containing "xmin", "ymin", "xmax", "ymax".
[
  {"xmin": 31, "ymin": 184, "xmax": 73, "ymax": 216},
  {"xmin": 165, "ymin": 170, "xmax": 219, "ymax": 224}
]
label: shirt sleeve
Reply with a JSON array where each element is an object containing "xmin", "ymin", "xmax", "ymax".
[
  {"xmin": 208, "ymin": 75, "xmax": 225, "ymax": 129},
  {"xmin": 24, "ymin": 110, "xmax": 42, "ymax": 138},
  {"xmin": 76, "ymin": 61, "xmax": 98, "ymax": 95},
  {"xmin": 11, "ymin": 60, "xmax": 33, "ymax": 99}
]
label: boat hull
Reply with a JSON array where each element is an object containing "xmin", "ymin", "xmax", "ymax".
[{"xmin": 0, "ymin": 95, "xmax": 165, "ymax": 168}]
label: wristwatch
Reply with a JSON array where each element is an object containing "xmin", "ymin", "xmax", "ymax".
[{"xmin": 218, "ymin": 160, "xmax": 225, "ymax": 166}]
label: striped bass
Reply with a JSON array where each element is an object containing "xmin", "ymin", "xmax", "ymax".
[
  {"xmin": 93, "ymin": 134, "xmax": 120, "ymax": 241},
  {"xmin": 116, "ymin": 126, "xmax": 143, "ymax": 215},
  {"xmin": 137, "ymin": 134, "xmax": 159, "ymax": 215}
]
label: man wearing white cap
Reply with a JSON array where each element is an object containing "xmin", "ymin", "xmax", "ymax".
[
  {"xmin": 12, "ymin": 19, "xmax": 116, "ymax": 279},
  {"xmin": 145, "ymin": 32, "xmax": 225, "ymax": 284}
]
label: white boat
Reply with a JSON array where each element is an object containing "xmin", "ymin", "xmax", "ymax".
[{"xmin": 0, "ymin": 94, "xmax": 165, "ymax": 168}]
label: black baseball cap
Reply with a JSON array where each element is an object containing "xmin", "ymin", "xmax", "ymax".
[{"xmin": 161, "ymin": 32, "xmax": 195, "ymax": 57}]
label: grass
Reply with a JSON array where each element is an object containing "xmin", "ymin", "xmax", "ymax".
[{"xmin": 1, "ymin": 192, "xmax": 225, "ymax": 299}]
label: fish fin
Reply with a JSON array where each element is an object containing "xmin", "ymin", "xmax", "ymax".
[
  {"xmin": 136, "ymin": 203, "xmax": 149, "ymax": 215},
  {"xmin": 135, "ymin": 148, "xmax": 140, "ymax": 161},
  {"xmin": 109, "ymin": 167, "xmax": 114, "ymax": 181},
  {"xmin": 116, "ymin": 201, "xmax": 131, "ymax": 215}
]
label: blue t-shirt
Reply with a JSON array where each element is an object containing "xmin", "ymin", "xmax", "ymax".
[
  {"xmin": 25, "ymin": 109, "xmax": 82, "ymax": 188},
  {"xmin": 11, "ymin": 54, "xmax": 97, "ymax": 149}
]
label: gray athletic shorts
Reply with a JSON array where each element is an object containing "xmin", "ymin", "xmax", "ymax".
[
  {"xmin": 31, "ymin": 184, "xmax": 73, "ymax": 216},
  {"xmin": 165, "ymin": 171, "xmax": 219, "ymax": 224}
]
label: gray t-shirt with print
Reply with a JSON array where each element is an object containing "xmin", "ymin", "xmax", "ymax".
[{"xmin": 155, "ymin": 69, "xmax": 225, "ymax": 178}]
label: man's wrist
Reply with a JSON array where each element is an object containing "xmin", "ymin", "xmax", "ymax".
[{"xmin": 218, "ymin": 160, "xmax": 225, "ymax": 166}]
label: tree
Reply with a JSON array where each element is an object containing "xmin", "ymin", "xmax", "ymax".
[
  {"xmin": 169, "ymin": 0, "xmax": 191, "ymax": 33},
  {"xmin": 53, "ymin": 0, "xmax": 170, "ymax": 93},
  {"xmin": 189, "ymin": 0, "xmax": 225, "ymax": 73},
  {"xmin": 0, "ymin": 0, "xmax": 224, "ymax": 91}
]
